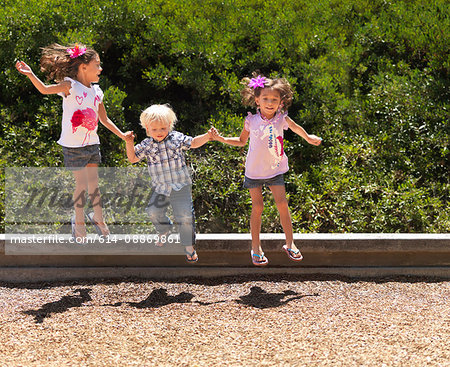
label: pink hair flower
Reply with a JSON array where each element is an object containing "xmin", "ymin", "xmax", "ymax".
[
  {"xmin": 248, "ymin": 75, "xmax": 266, "ymax": 89},
  {"xmin": 67, "ymin": 44, "xmax": 87, "ymax": 59}
]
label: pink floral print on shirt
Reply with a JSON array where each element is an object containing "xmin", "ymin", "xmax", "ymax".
[{"xmin": 71, "ymin": 107, "xmax": 98, "ymax": 145}]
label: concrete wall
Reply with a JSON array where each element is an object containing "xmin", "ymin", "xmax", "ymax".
[{"xmin": 1, "ymin": 234, "xmax": 449, "ymax": 282}]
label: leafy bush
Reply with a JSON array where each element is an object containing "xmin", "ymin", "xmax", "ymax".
[{"xmin": 1, "ymin": 0, "xmax": 448, "ymax": 233}]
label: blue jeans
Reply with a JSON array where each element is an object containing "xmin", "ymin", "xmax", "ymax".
[{"xmin": 146, "ymin": 185, "xmax": 195, "ymax": 246}]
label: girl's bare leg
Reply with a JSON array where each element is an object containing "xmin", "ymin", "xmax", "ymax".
[
  {"xmin": 86, "ymin": 164, "xmax": 109, "ymax": 235},
  {"xmin": 249, "ymin": 187, "xmax": 264, "ymax": 255},
  {"xmin": 269, "ymin": 185, "xmax": 300, "ymax": 253},
  {"xmin": 72, "ymin": 169, "xmax": 88, "ymax": 238}
]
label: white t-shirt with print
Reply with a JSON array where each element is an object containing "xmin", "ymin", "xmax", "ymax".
[{"xmin": 57, "ymin": 77, "xmax": 103, "ymax": 147}]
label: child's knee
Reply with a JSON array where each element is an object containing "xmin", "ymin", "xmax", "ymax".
[
  {"xmin": 74, "ymin": 182, "xmax": 88, "ymax": 193},
  {"xmin": 146, "ymin": 195, "xmax": 169, "ymax": 218},
  {"xmin": 146, "ymin": 205, "xmax": 162, "ymax": 220},
  {"xmin": 276, "ymin": 199, "xmax": 290, "ymax": 213},
  {"xmin": 173, "ymin": 209, "xmax": 194, "ymax": 225},
  {"xmin": 252, "ymin": 202, "xmax": 264, "ymax": 215}
]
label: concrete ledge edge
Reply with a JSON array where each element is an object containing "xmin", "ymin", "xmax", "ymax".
[
  {"xmin": 2, "ymin": 233, "xmax": 450, "ymax": 240},
  {"xmin": 1, "ymin": 266, "xmax": 449, "ymax": 283}
]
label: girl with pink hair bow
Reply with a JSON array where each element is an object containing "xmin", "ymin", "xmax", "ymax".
[
  {"xmin": 211, "ymin": 73, "xmax": 322, "ymax": 266},
  {"xmin": 16, "ymin": 43, "xmax": 132, "ymax": 241}
]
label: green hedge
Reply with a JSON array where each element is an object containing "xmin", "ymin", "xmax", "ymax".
[{"xmin": 1, "ymin": 0, "xmax": 449, "ymax": 233}]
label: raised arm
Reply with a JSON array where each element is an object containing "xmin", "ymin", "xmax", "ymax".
[
  {"xmin": 286, "ymin": 116, "xmax": 322, "ymax": 146},
  {"xmin": 15, "ymin": 61, "xmax": 71, "ymax": 96}
]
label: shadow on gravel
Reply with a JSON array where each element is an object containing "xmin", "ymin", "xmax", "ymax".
[
  {"xmin": 23, "ymin": 288, "xmax": 92, "ymax": 324},
  {"xmin": 106, "ymin": 286, "xmax": 315, "ymax": 310},
  {"xmin": 13, "ymin": 274, "xmax": 448, "ymax": 323},
  {"xmin": 107, "ymin": 288, "xmax": 195, "ymax": 308},
  {"xmin": 106, "ymin": 287, "xmax": 227, "ymax": 308},
  {"xmin": 236, "ymin": 286, "xmax": 319, "ymax": 309},
  {"xmin": 22, "ymin": 285, "xmax": 317, "ymax": 323}
]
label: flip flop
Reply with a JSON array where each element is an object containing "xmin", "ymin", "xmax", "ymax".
[
  {"xmin": 71, "ymin": 215, "xmax": 86, "ymax": 243},
  {"xmin": 86, "ymin": 212, "xmax": 110, "ymax": 237},
  {"xmin": 71, "ymin": 215, "xmax": 77, "ymax": 239},
  {"xmin": 282, "ymin": 245, "xmax": 303, "ymax": 261},
  {"xmin": 184, "ymin": 248, "xmax": 199, "ymax": 263},
  {"xmin": 251, "ymin": 250, "xmax": 268, "ymax": 266}
]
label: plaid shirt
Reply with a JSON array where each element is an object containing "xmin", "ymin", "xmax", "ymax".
[{"xmin": 134, "ymin": 131, "xmax": 193, "ymax": 196}]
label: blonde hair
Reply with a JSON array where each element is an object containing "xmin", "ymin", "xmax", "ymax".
[
  {"xmin": 140, "ymin": 104, "xmax": 177, "ymax": 134},
  {"xmin": 241, "ymin": 73, "xmax": 293, "ymax": 112}
]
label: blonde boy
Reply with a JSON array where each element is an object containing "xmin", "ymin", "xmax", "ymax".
[{"xmin": 125, "ymin": 104, "xmax": 212, "ymax": 262}]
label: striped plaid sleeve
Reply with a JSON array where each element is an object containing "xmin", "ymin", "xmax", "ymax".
[{"xmin": 175, "ymin": 131, "xmax": 193, "ymax": 150}]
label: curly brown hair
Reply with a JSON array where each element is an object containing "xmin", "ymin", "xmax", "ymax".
[
  {"xmin": 40, "ymin": 43, "xmax": 99, "ymax": 82},
  {"xmin": 240, "ymin": 72, "xmax": 293, "ymax": 112}
]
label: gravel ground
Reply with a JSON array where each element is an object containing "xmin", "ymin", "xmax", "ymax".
[{"xmin": 0, "ymin": 275, "xmax": 449, "ymax": 367}]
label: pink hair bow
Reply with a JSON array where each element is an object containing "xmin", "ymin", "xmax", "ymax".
[
  {"xmin": 67, "ymin": 44, "xmax": 87, "ymax": 59},
  {"xmin": 248, "ymin": 75, "xmax": 266, "ymax": 89}
]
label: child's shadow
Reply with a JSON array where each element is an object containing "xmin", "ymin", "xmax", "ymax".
[
  {"xmin": 237, "ymin": 286, "xmax": 319, "ymax": 309},
  {"xmin": 109, "ymin": 288, "xmax": 195, "ymax": 309},
  {"xmin": 23, "ymin": 288, "xmax": 92, "ymax": 324}
]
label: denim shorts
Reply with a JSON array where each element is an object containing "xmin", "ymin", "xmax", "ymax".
[
  {"xmin": 243, "ymin": 174, "xmax": 285, "ymax": 189},
  {"xmin": 62, "ymin": 144, "xmax": 101, "ymax": 171}
]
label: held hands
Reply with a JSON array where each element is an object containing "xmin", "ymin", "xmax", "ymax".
[
  {"xmin": 123, "ymin": 131, "xmax": 135, "ymax": 143},
  {"xmin": 208, "ymin": 127, "xmax": 223, "ymax": 142},
  {"xmin": 15, "ymin": 61, "xmax": 33, "ymax": 76}
]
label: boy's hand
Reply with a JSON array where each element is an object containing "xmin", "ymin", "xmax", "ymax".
[
  {"xmin": 15, "ymin": 61, "xmax": 33, "ymax": 76},
  {"xmin": 307, "ymin": 134, "xmax": 322, "ymax": 146}
]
